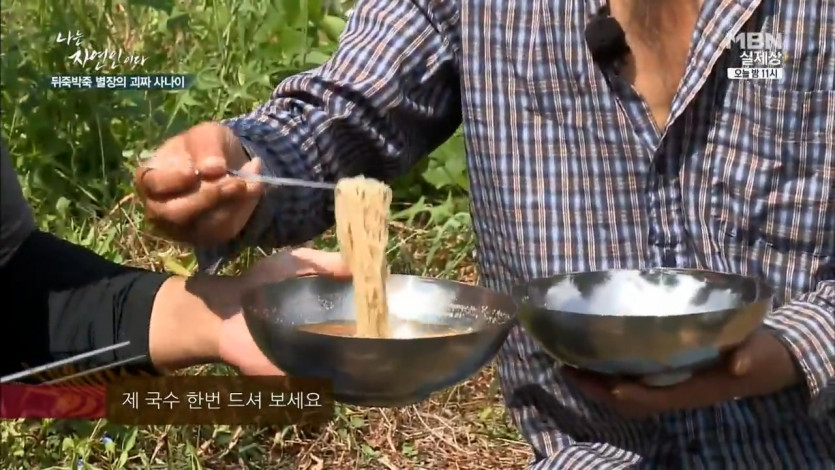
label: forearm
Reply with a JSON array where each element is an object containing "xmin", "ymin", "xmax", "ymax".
[
  {"xmin": 764, "ymin": 279, "xmax": 835, "ymax": 418},
  {"xmin": 0, "ymin": 230, "xmax": 169, "ymax": 378},
  {"xmin": 197, "ymin": 0, "xmax": 462, "ymax": 272},
  {"xmin": 147, "ymin": 274, "xmax": 245, "ymax": 372},
  {"xmin": 0, "ymin": 230, "xmax": 244, "ymax": 379}
]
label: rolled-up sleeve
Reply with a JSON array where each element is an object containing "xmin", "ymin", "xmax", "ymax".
[
  {"xmin": 196, "ymin": 0, "xmax": 462, "ymax": 272},
  {"xmin": 764, "ymin": 279, "xmax": 835, "ymax": 419}
]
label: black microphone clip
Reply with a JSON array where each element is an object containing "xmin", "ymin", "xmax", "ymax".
[{"xmin": 585, "ymin": 11, "xmax": 630, "ymax": 66}]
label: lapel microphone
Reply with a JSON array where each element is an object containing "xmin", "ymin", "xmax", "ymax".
[{"xmin": 585, "ymin": 6, "xmax": 631, "ymax": 69}]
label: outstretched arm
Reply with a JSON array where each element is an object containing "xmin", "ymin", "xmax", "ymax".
[{"xmin": 198, "ymin": 0, "xmax": 463, "ymax": 272}]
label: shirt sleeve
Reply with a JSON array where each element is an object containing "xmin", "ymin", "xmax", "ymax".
[
  {"xmin": 0, "ymin": 229, "xmax": 169, "ymax": 379},
  {"xmin": 0, "ymin": 139, "xmax": 37, "ymax": 269},
  {"xmin": 196, "ymin": 0, "xmax": 462, "ymax": 272},
  {"xmin": 764, "ymin": 279, "xmax": 835, "ymax": 419}
]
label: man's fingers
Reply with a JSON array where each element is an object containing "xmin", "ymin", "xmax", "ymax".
[
  {"xmin": 612, "ymin": 366, "xmax": 741, "ymax": 413},
  {"xmin": 608, "ymin": 382, "xmax": 658, "ymax": 407},
  {"xmin": 288, "ymin": 248, "xmax": 352, "ymax": 278},
  {"xmin": 244, "ymin": 249, "xmax": 353, "ymax": 291},
  {"xmin": 135, "ymin": 122, "xmax": 260, "ymax": 246},
  {"xmin": 241, "ymin": 156, "xmax": 262, "ymax": 173},
  {"xmin": 189, "ymin": 162, "xmax": 262, "ymax": 239},
  {"xmin": 191, "ymin": 195, "xmax": 259, "ymax": 244},
  {"xmin": 239, "ymin": 157, "xmax": 264, "ymax": 196},
  {"xmin": 142, "ymin": 171, "xmax": 255, "ymax": 244},
  {"xmin": 563, "ymin": 368, "xmax": 616, "ymax": 402},
  {"xmin": 194, "ymin": 156, "xmax": 228, "ymax": 179},
  {"xmin": 136, "ymin": 163, "xmax": 200, "ymax": 199},
  {"xmin": 562, "ymin": 366, "xmax": 721, "ymax": 417},
  {"xmin": 566, "ymin": 332, "xmax": 780, "ymax": 418},
  {"xmin": 143, "ymin": 181, "xmax": 229, "ymax": 228},
  {"xmin": 136, "ymin": 136, "xmax": 198, "ymax": 199},
  {"xmin": 729, "ymin": 348, "xmax": 753, "ymax": 376},
  {"xmin": 731, "ymin": 329, "xmax": 784, "ymax": 378},
  {"xmin": 561, "ymin": 369, "xmax": 660, "ymax": 419},
  {"xmin": 184, "ymin": 122, "xmax": 237, "ymax": 178},
  {"xmin": 144, "ymin": 216, "xmax": 196, "ymax": 244}
]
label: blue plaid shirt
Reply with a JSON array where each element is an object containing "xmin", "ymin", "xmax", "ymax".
[{"xmin": 199, "ymin": 0, "xmax": 835, "ymax": 467}]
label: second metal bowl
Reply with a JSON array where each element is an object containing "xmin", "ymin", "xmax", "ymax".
[{"xmin": 514, "ymin": 268, "xmax": 773, "ymax": 386}]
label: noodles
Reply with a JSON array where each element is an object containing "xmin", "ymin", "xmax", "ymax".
[{"xmin": 334, "ymin": 176, "xmax": 393, "ymax": 338}]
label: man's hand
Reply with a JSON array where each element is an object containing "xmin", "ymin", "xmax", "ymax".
[
  {"xmin": 563, "ymin": 329, "xmax": 801, "ymax": 418},
  {"xmin": 217, "ymin": 248, "xmax": 351, "ymax": 375},
  {"xmin": 135, "ymin": 122, "xmax": 263, "ymax": 246},
  {"xmin": 149, "ymin": 248, "xmax": 350, "ymax": 375}
]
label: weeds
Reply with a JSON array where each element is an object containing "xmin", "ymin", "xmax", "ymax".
[{"xmin": 0, "ymin": 0, "xmax": 526, "ymax": 468}]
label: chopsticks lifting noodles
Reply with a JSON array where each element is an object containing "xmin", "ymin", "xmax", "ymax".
[
  {"xmin": 226, "ymin": 169, "xmax": 337, "ymax": 190},
  {"xmin": 138, "ymin": 156, "xmax": 336, "ymax": 191},
  {"xmin": 0, "ymin": 341, "xmax": 138, "ymax": 384}
]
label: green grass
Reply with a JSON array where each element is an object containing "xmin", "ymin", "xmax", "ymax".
[{"xmin": 1, "ymin": 0, "xmax": 527, "ymax": 468}]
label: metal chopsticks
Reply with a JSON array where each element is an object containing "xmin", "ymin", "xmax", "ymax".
[
  {"xmin": 44, "ymin": 354, "xmax": 148, "ymax": 385},
  {"xmin": 226, "ymin": 169, "xmax": 336, "ymax": 190},
  {"xmin": 1, "ymin": 341, "xmax": 133, "ymax": 384},
  {"xmin": 139, "ymin": 159, "xmax": 336, "ymax": 191}
]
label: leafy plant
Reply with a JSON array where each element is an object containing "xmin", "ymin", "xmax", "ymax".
[
  {"xmin": 0, "ymin": 2, "xmax": 484, "ymax": 467},
  {"xmin": 1, "ymin": 0, "xmax": 469, "ymax": 228}
]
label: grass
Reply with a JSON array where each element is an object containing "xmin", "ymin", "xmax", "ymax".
[
  {"xmin": 0, "ymin": 0, "xmax": 530, "ymax": 467},
  {"xmin": 0, "ymin": 197, "xmax": 530, "ymax": 469}
]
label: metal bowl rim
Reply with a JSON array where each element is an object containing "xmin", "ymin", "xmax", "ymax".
[
  {"xmin": 511, "ymin": 267, "xmax": 774, "ymax": 319},
  {"xmin": 240, "ymin": 273, "xmax": 520, "ymax": 342},
  {"xmin": 283, "ymin": 320, "xmax": 517, "ymax": 342}
]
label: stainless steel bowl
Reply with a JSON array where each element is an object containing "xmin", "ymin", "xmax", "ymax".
[
  {"xmin": 241, "ymin": 274, "xmax": 517, "ymax": 407},
  {"xmin": 514, "ymin": 268, "xmax": 773, "ymax": 386}
]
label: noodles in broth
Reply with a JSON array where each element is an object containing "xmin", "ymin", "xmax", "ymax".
[{"xmin": 334, "ymin": 176, "xmax": 393, "ymax": 338}]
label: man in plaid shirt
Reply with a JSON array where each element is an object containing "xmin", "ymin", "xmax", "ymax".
[{"xmin": 136, "ymin": 0, "xmax": 834, "ymax": 467}]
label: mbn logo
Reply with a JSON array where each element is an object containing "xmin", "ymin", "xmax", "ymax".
[{"xmin": 727, "ymin": 32, "xmax": 783, "ymax": 50}]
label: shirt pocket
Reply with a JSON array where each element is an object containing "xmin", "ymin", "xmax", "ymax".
[{"xmin": 708, "ymin": 80, "xmax": 835, "ymax": 258}]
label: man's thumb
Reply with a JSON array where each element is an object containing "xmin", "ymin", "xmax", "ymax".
[
  {"xmin": 288, "ymin": 248, "xmax": 352, "ymax": 278},
  {"xmin": 729, "ymin": 345, "xmax": 753, "ymax": 376},
  {"xmin": 239, "ymin": 157, "xmax": 264, "ymax": 198}
]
